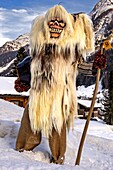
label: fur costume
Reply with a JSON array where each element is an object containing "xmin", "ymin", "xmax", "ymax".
[
  {"xmin": 16, "ymin": 5, "xmax": 94, "ymax": 164},
  {"xmin": 29, "ymin": 5, "xmax": 94, "ymax": 137}
]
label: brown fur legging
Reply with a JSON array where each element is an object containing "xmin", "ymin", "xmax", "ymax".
[{"xmin": 16, "ymin": 104, "xmax": 66, "ymax": 164}]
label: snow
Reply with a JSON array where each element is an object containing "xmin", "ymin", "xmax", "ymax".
[
  {"xmin": 77, "ymin": 81, "xmax": 103, "ymax": 99},
  {"xmin": 93, "ymin": 4, "xmax": 113, "ymax": 20},
  {"xmin": 90, "ymin": 0, "xmax": 113, "ymax": 20},
  {"xmin": 0, "ymin": 78, "xmax": 113, "ymax": 169},
  {"xmin": 78, "ymin": 99, "xmax": 101, "ymax": 108},
  {"xmin": 0, "ymin": 58, "xmax": 16, "ymax": 73},
  {"xmin": 0, "ymin": 77, "xmax": 29, "ymax": 96}
]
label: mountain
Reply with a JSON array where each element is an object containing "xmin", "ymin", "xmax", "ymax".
[
  {"xmin": 0, "ymin": 33, "xmax": 29, "ymax": 55},
  {"xmin": 0, "ymin": 0, "xmax": 113, "ymax": 88},
  {"xmin": 90, "ymin": 0, "xmax": 113, "ymax": 46},
  {"xmin": 0, "ymin": 34, "xmax": 29, "ymax": 76},
  {"xmin": 77, "ymin": 0, "xmax": 113, "ymax": 88}
]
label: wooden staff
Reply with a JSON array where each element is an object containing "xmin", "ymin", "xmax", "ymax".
[{"xmin": 75, "ymin": 45, "xmax": 103, "ymax": 165}]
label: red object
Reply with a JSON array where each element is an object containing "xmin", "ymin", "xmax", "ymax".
[
  {"xmin": 14, "ymin": 78, "xmax": 30, "ymax": 92},
  {"xmin": 93, "ymin": 50, "xmax": 106, "ymax": 69}
]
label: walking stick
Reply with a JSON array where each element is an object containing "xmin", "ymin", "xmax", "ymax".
[
  {"xmin": 75, "ymin": 44, "xmax": 104, "ymax": 166},
  {"xmin": 75, "ymin": 68, "xmax": 100, "ymax": 165}
]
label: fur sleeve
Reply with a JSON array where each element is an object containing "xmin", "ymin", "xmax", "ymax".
[{"xmin": 73, "ymin": 13, "xmax": 95, "ymax": 58}]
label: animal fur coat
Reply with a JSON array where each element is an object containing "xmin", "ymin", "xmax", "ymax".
[{"xmin": 28, "ymin": 5, "xmax": 95, "ymax": 138}]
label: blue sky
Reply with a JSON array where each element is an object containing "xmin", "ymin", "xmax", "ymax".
[{"xmin": 0, "ymin": 0, "xmax": 99, "ymax": 47}]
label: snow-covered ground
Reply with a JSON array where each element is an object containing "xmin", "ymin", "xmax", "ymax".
[
  {"xmin": 0, "ymin": 77, "xmax": 29, "ymax": 96},
  {"xmin": 0, "ymin": 98, "xmax": 113, "ymax": 170}
]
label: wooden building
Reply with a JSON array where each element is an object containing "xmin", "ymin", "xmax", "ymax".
[
  {"xmin": 78, "ymin": 99, "xmax": 101, "ymax": 118},
  {"xmin": 0, "ymin": 77, "xmax": 29, "ymax": 108}
]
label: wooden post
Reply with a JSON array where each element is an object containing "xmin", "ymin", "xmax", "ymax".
[
  {"xmin": 75, "ymin": 68, "xmax": 100, "ymax": 165},
  {"xmin": 75, "ymin": 44, "xmax": 103, "ymax": 165}
]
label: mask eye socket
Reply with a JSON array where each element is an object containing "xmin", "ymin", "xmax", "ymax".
[
  {"xmin": 59, "ymin": 22, "xmax": 66, "ymax": 28},
  {"xmin": 48, "ymin": 18, "xmax": 66, "ymax": 28},
  {"xmin": 48, "ymin": 21, "xmax": 54, "ymax": 26}
]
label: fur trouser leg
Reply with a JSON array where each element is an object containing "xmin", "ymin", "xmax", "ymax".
[
  {"xmin": 49, "ymin": 122, "xmax": 66, "ymax": 164},
  {"xmin": 16, "ymin": 104, "xmax": 42, "ymax": 151}
]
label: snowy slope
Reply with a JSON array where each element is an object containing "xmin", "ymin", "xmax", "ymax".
[{"xmin": 0, "ymin": 99, "xmax": 113, "ymax": 169}]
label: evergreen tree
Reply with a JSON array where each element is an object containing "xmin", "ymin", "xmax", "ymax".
[
  {"xmin": 10, "ymin": 47, "xmax": 28, "ymax": 76},
  {"xmin": 100, "ymin": 70, "xmax": 113, "ymax": 125},
  {"xmin": 16, "ymin": 47, "xmax": 28, "ymax": 63},
  {"xmin": 108, "ymin": 70, "xmax": 113, "ymax": 124}
]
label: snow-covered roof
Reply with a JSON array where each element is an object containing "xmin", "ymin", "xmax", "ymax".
[
  {"xmin": 0, "ymin": 77, "xmax": 29, "ymax": 96},
  {"xmin": 77, "ymin": 81, "xmax": 103, "ymax": 99},
  {"xmin": 78, "ymin": 99, "xmax": 101, "ymax": 108},
  {"xmin": 0, "ymin": 77, "xmax": 104, "ymax": 101}
]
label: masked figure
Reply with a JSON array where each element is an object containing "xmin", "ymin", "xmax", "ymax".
[{"xmin": 16, "ymin": 5, "xmax": 94, "ymax": 164}]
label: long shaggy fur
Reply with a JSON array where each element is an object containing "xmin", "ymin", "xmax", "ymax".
[{"xmin": 29, "ymin": 5, "xmax": 95, "ymax": 137}]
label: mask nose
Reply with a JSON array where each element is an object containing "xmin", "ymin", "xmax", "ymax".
[{"xmin": 54, "ymin": 20, "xmax": 59, "ymax": 25}]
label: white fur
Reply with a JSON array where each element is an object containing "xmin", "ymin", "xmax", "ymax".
[{"xmin": 29, "ymin": 5, "xmax": 95, "ymax": 137}]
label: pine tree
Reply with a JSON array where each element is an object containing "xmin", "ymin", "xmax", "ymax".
[
  {"xmin": 10, "ymin": 47, "xmax": 28, "ymax": 76},
  {"xmin": 108, "ymin": 70, "xmax": 113, "ymax": 124},
  {"xmin": 16, "ymin": 47, "xmax": 28, "ymax": 63},
  {"xmin": 100, "ymin": 70, "xmax": 113, "ymax": 125}
]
